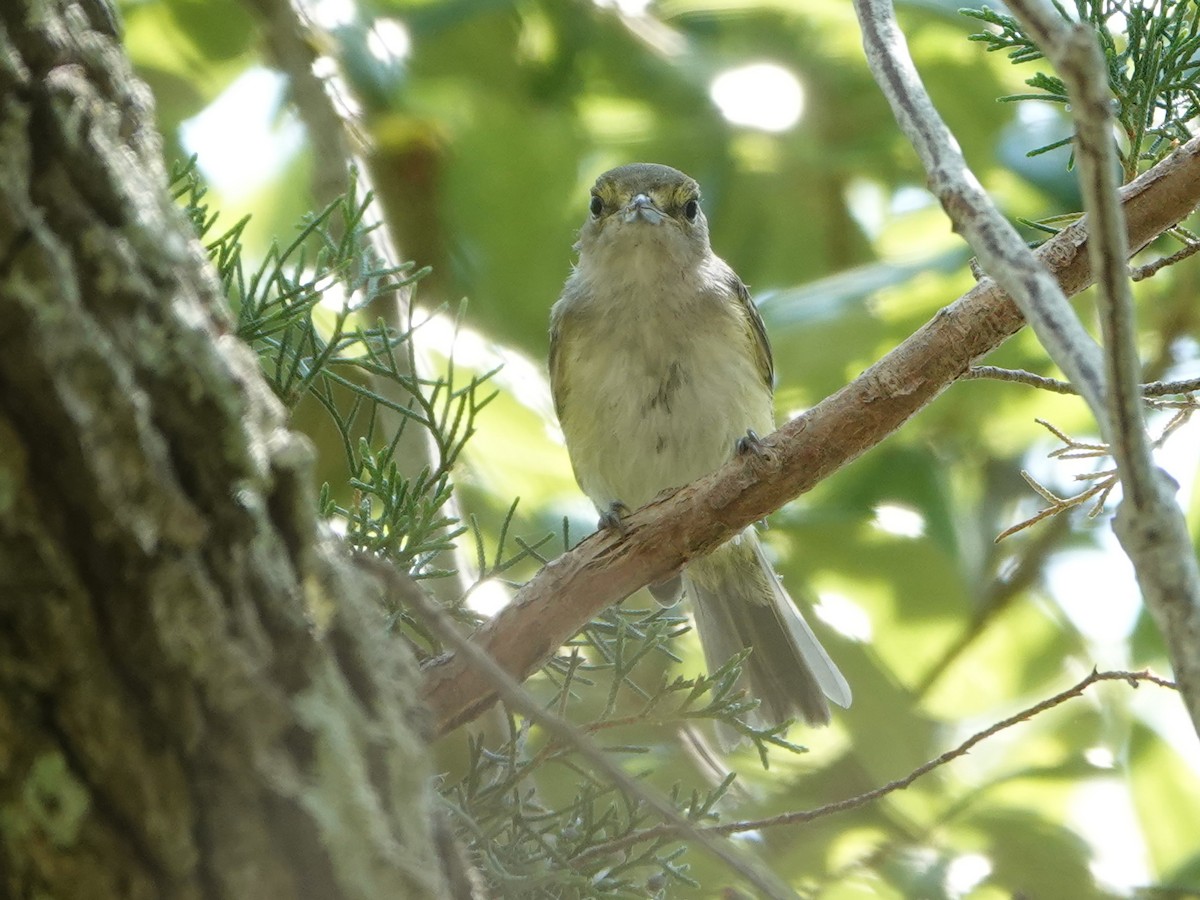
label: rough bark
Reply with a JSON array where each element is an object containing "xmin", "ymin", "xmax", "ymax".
[{"xmin": 0, "ymin": 3, "xmax": 447, "ymax": 898}]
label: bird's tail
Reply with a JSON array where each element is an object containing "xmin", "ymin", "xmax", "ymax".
[{"xmin": 684, "ymin": 532, "xmax": 851, "ymax": 728}]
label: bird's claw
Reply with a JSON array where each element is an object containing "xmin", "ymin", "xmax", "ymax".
[
  {"xmin": 736, "ymin": 429, "xmax": 767, "ymax": 456},
  {"xmin": 598, "ymin": 500, "xmax": 631, "ymax": 535}
]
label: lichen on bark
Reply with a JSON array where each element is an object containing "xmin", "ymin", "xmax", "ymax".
[{"xmin": 0, "ymin": 2, "xmax": 449, "ymax": 897}]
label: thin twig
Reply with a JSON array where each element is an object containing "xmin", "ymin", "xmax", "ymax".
[
  {"xmin": 963, "ymin": 366, "xmax": 1200, "ymax": 398},
  {"xmin": 994, "ymin": 477, "xmax": 1111, "ymax": 542},
  {"xmin": 576, "ymin": 669, "xmax": 1176, "ymax": 860},
  {"xmin": 961, "ymin": 366, "xmax": 1081, "ymax": 394},
  {"xmin": 1131, "ymin": 238, "xmax": 1200, "ymax": 281},
  {"xmin": 364, "ymin": 559, "xmax": 800, "ymax": 900},
  {"xmin": 995, "ymin": 402, "xmax": 1198, "ymax": 541}
]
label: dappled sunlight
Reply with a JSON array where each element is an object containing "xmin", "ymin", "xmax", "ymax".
[
  {"xmin": 710, "ymin": 62, "xmax": 805, "ymax": 133},
  {"xmin": 814, "ymin": 591, "xmax": 874, "ymax": 643},
  {"xmin": 180, "ymin": 67, "xmax": 304, "ymax": 195}
]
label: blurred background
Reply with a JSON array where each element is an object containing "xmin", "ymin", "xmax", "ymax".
[{"xmin": 122, "ymin": 0, "xmax": 1200, "ymax": 895}]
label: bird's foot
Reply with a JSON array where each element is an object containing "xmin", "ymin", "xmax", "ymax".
[
  {"xmin": 736, "ymin": 429, "xmax": 767, "ymax": 457},
  {"xmin": 598, "ymin": 500, "xmax": 631, "ymax": 535}
]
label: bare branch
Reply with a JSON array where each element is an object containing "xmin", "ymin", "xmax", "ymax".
[
  {"xmin": 240, "ymin": 0, "xmax": 357, "ymax": 210},
  {"xmin": 962, "ymin": 365, "xmax": 1082, "ymax": 393},
  {"xmin": 995, "ymin": 471, "xmax": 1113, "ymax": 542},
  {"xmin": 1131, "ymin": 236, "xmax": 1200, "ymax": 281},
  {"xmin": 850, "ymin": 0, "xmax": 1200, "ymax": 739},
  {"xmin": 852, "ymin": 0, "xmax": 1111, "ymax": 430},
  {"xmin": 1006, "ymin": 0, "xmax": 1155, "ymax": 501},
  {"xmin": 996, "ymin": 406, "xmax": 1198, "ymax": 541},
  {"xmin": 1003, "ymin": 0, "xmax": 1200, "ymax": 741},
  {"xmin": 727, "ymin": 673, "xmax": 1172, "ymax": 832},
  {"xmin": 964, "ymin": 366, "xmax": 1200, "ymax": 397},
  {"xmin": 575, "ymin": 669, "xmax": 1176, "ymax": 859}
]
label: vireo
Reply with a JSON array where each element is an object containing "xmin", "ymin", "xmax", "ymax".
[{"xmin": 549, "ymin": 163, "xmax": 852, "ymax": 728}]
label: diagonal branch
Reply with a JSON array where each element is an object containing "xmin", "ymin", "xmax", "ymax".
[
  {"xmin": 574, "ymin": 669, "xmax": 1176, "ymax": 858},
  {"xmin": 853, "ymin": 0, "xmax": 1112, "ymax": 432},
  {"xmin": 421, "ymin": 135, "xmax": 1200, "ymax": 737},
  {"xmin": 373, "ymin": 560, "xmax": 800, "ymax": 900}
]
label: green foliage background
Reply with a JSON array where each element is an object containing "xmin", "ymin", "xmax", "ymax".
[{"xmin": 126, "ymin": 0, "xmax": 1200, "ymax": 896}]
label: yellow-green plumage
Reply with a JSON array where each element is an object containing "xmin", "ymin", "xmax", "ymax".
[{"xmin": 550, "ymin": 163, "xmax": 851, "ymax": 729}]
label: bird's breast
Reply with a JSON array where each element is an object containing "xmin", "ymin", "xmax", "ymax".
[{"xmin": 554, "ymin": 279, "xmax": 774, "ymax": 511}]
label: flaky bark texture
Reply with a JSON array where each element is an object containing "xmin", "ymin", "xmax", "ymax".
[{"xmin": 0, "ymin": 3, "xmax": 447, "ymax": 898}]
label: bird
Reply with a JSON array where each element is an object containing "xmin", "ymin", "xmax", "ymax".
[{"xmin": 548, "ymin": 162, "xmax": 851, "ymax": 729}]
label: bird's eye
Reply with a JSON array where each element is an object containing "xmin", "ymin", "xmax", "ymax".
[
  {"xmin": 683, "ymin": 198, "xmax": 700, "ymax": 221},
  {"xmin": 589, "ymin": 195, "xmax": 603, "ymax": 217}
]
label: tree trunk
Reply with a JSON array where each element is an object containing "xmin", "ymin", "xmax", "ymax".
[{"xmin": 0, "ymin": 2, "xmax": 448, "ymax": 897}]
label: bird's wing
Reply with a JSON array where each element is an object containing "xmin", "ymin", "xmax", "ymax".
[{"xmin": 728, "ymin": 272, "xmax": 774, "ymax": 392}]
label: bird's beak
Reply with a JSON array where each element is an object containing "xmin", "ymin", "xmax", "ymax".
[{"xmin": 622, "ymin": 193, "xmax": 664, "ymax": 225}]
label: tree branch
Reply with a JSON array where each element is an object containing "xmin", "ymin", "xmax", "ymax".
[
  {"xmin": 372, "ymin": 561, "xmax": 800, "ymax": 900},
  {"xmin": 241, "ymin": 0, "xmax": 357, "ymax": 211},
  {"xmin": 574, "ymin": 669, "xmax": 1176, "ymax": 858},
  {"xmin": 1004, "ymin": 0, "xmax": 1154, "ymax": 501},
  {"xmin": 853, "ymin": 0, "xmax": 1112, "ymax": 431},
  {"xmin": 1001, "ymin": 0, "xmax": 1200, "ymax": 740},
  {"xmin": 963, "ymin": 366, "xmax": 1200, "ymax": 398},
  {"xmin": 1131, "ymin": 233, "xmax": 1200, "ymax": 281},
  {"xmin": 422, "ymin": 134, "xmax": 1200, "ymax": 736}
]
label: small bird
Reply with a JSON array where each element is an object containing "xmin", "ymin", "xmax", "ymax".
[{"xmin": 549, "ymin": 163, "xmax": 851, "ymax": 729}]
